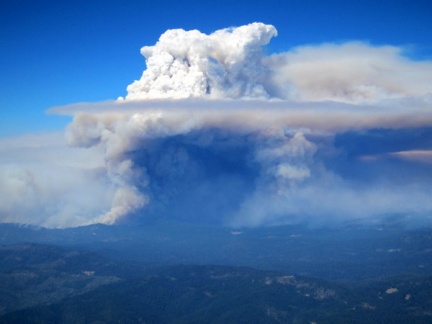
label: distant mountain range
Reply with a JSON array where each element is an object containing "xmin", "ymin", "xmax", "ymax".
[{"xmin": 1, "ymin": 219, "xmax": 431, "ymax": 280}]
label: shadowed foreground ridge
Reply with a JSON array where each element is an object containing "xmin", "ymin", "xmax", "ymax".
[{"xmin": 1, "ymin": 243, "xmax": 432, "ymax": 323}]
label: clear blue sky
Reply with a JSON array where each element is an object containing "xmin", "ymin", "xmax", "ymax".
[{"xmin": 1, "ymin": 0, "xmax": 431, "ymax": 136}]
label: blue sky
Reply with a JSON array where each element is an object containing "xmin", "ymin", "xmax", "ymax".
[{"xmin": 1, "ymin": 0, "xmax": 432, "ymax": 136}]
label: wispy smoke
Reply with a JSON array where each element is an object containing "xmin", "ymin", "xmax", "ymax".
[
  {"xmin": 2, "ymin": 23, "xmax": 432, "ymax": 228},
  {"xmin": 268, "ymin": 42, "xmax": 432, "ymax": 103}
]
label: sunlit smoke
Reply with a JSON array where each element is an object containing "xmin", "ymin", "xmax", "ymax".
[{"xmin": 125, "ymin": 22, "xmax": 277, "ymax": 100}]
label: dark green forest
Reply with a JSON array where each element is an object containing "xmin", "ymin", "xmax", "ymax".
[{"xmin": 1, "ymin": 242, "xmax": 432, "ymax": 323}]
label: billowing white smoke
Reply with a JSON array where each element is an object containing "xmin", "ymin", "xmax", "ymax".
[
  {"xmin": 124, "ymin": 22, "xmax": 432, "ymax": 103},
  {"xmin": 2, "ymin": 22, "xmax": 432, "ymax": 228},
  {"xmin": 125, "ymin": 23, "xmax": 277, "ymax": 100}
]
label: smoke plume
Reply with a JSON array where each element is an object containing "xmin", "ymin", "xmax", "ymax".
[{"xmin": 2, "ymin": 23, "xmax": 432, "ymax": 227}]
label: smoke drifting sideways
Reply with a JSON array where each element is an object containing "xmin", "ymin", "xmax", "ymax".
[{"xmin": 5, "ymin": 22, "xmax": 432, "ymax": 228}]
